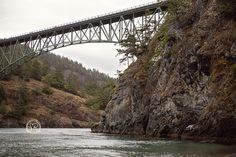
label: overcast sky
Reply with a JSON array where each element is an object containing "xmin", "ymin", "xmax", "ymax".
[{"xmin": 0, "ymin": 0, "xmax": 154, "ymax": 77}]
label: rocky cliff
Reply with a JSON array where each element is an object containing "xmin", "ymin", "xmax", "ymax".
[{"xmin": 92, "ymin": 0, "xmax": 236, "ymax": 143}]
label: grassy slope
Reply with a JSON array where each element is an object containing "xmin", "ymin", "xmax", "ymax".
[{"xmin": 0, "ymin": 78, "xmax": 103, "ymax": 128}]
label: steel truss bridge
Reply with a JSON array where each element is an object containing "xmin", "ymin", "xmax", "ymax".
[{"xmin": 0, "ymin": 0, "xmax": 167, "ymax": 78}]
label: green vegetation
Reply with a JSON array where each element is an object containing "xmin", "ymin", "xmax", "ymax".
[
  {"xmin": 231, "ymin": 63, "xmax": 236, "ymax": 77},
  {"xmin": 1, "ymin": 52, "xmax": 115, "ymax": 112},
  {"xmin": 17, "ymin": 83, "xmax": 28, "ymax": 106},
  {"xmin": 151, "ymin": 0, "xmax": 192, "ymax": 58},
  {"xmin": 42, "ymin": 85, "xmax": 54, "ymax": 95},
  {"xmin": 64, "ymin": 82, "xmax": 77, "ymax": 95},
  {"xmin": 158, "ymin": 23, "xmax": 176, "ymax": 50},
  {"xmin": 86, "ymin": 81, "xmax": 116, "ymax": 110},
  {"xmin": 16, "ymin": 60, "xmax": 43, "ymax": 81},
  {"xmin": 0, "ymin": 86, "xmax": 7, "ymax": 114},
  {"xmin": 32, "ymin": 86, "xmax": 53, "ymax": 95},
  {"xmin": 42, "ymin": 70, "xmax": 78, "ymax": 95},
  {"xmin": 117, "ymin": 11, "xmax": 157, "ymax": 63},
  {"xmin": 167, "ymin": 0, "xmax": 192, "ymax": 21},
  {"xmin": 8, "ymin": 83, "xmax": 28, "ymax": 118},
  {"xmin": 15, "ymin": 83, "xmax": 28, "ymax": 116},
  {"xmin": 42, "ymin": 72, "xmax": 64, "ymax": 90},
  {"xmin": 0, "ymin": 85, "xmax": 6, "ymax": 104},
  {"xmin": 29, "ymin": 60, "xmax": 42, "ymax": 80},
  {"xmin": 31, "ymin": 88, "xmax": 42, "ymax": 95},
  {"xmin": 64, "ymin": 72, "xmax": 78, "ymax": 95},
  {"xmin": 117, "ymin": 34, "xmax": 138, "ymax": 63},
  {"xmin": 7, "ymin": 53, "xmax": 114, "ymax": 96},
  {"xmin": 82, "ymin": 81, "xmax": 99, "ymax": 96},
  {"xmin": 117, "ymin": 0, "xmax": 192, "ymax": 64},
  {"xmin": 0, "ymin": 105, "xmax": 6, "ymax": 114},
  {"xmin": 216, "ymin": 0, "xmax": 236, "ymax": 16}
]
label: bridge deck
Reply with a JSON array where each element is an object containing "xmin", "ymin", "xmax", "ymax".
[{"xmin": 0, "ymin": 0, "xmax": 167, "ymax": 46}]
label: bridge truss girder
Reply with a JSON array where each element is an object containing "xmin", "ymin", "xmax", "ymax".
[{"xmin": 0, "ymin": 7, "xmax": 166, "ymax": 78}]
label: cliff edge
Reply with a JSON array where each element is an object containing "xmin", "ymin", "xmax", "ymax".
[{"xmin": 92, "ymin": 0, "xmax": 236, "ymax": 143}]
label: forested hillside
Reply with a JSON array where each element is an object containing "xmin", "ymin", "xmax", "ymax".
[{"xmin": 7, "ymin": 53, "xmax": 113, "ymax": 94}]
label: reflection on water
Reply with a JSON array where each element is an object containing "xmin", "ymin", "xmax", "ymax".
[{"xmin": 0, "ymin": 128, "xmax": 235, "ymax": 157}]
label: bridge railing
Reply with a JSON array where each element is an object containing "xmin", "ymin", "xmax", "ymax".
[{"xmin": 3, "ymin": 0, "xmax": 166, "ymax": 40}]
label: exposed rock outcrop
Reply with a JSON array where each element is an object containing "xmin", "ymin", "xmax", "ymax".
[{"xmin": 92, "ymin": 0, "xmax": 236, "ymax": 143}]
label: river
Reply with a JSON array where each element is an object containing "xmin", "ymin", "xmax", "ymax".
[{"xmin": 0, "ymin": 128, "xmax": 235, "ymax": 157}]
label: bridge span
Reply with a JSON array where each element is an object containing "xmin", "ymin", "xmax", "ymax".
[{"xmin": 0, "ymin": 0, "xmax": 167, "ymax": 78}]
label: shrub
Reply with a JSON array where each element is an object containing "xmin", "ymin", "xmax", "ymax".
[
  {"xmin": 18, "ymin": 83, "xmax": 28, "ymax": 106},
  {"xmin": 30, "ymin": 60, "xmax": 42, "ymax": 81},
  {"xmin": 0, "ymin": 104, "xmax": 6, "ymax": 114},
  {"xmin": 0, "ymin": 75, "xmax": 11, "ymax": 81},
  {"xmin": 86, "ymin": 81, "xmax": 115, "ymax": 110},
  {"xmin": 231, "ymin": 63, "xmax": 236, "ymax": 77},
  {"xmin": 217, "ymin": 0, "xmax": 236, "ymax": 16},
  {"xmin": 64, "ymin": 83, "xmax": 78, "ymax": 95},
  {"xmin": 8, "ymin": 83, "xmax": 28, "ymax": 118},
  {"xmin": 65, "ymin": 73, "xmax": 78, "ymax": 95},
  {"xmin": 0, "ymin": 86, "xmax": 6, "ymax": 104},
  {"xmin": 167, "ymin": 0, "xmax": 192, "ymax": 21},
  {"xmin": 42, "ymin": 86, "xmax": 53, "ymax": 95},
  {"xmin": 82, "ymin": 81, "xmax": 99, "ymax": 96},
  {"xmin": 31, "ymin": 88, "xmax": 42, "ymax": 95},
  {"xmin": 77, "ymin": 91, "xmax": 87, "ymax": 98},
  {"xmin": 42, "ymin": 73, "xmax": 64, "ymax": 90},
  {"xmin": 11, "ymin": 105, "xmax": 27, "ymax": 118},
  {"xmin": 16, "ymin": 83, "xmax": 28, "ymax": 115}
]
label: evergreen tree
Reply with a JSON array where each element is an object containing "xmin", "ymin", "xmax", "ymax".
[
  {"xmin": 64, "ymin": 72, "xmax": 78, "ymax": 95},
  {"xmin": 86, "ymin": 81, "xmax": 115, "ymax": 110},
  {"xmin": 30, "ymin": 60, "xmax": 42, "ymax": 80},
  {"xmin": 42, "ymin": 72, "xmax": 64, "ymax": 90},
  {"xmin": 117, "ymin": 12, "xmax": 155, "ymax": 63},
  {"xmin": 9, "ymin": 82, "xmax": 28, "ymax": 118}
]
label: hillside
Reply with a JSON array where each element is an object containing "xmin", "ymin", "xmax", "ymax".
[
  {"xmin": 0, "ymin": 78, "xmax": 103, "ymax": 128},
  {"xmin": 0, "ymin": 53, "xmax": 115, "ymax": 128},
  {"xmin": 92, "ymin": 0, "xmax": 236, "ymax": 143},
  {"xmin": 37, "ymin": 53, "xmax": 112, "ymax": 89},
  {"xmin": 8, "ymin": 52, "xmax": 113, "ymax": 92}
]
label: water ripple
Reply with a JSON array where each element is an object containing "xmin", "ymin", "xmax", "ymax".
[{"xmin": 0, "ymin": 128, "xmax": 235, "ymax": 157}]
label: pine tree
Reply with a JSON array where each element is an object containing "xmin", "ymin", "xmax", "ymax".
[
  {"xmin": 64, "ymin": 72, "xmax": 78, "ymax": 95},
  {"xmin": 30, "ymin": 60, "xmax": 42, "ymax": 80},
  {"xmin": 117, "ymin": 11, "xmax": 156, "ymax": 64}
]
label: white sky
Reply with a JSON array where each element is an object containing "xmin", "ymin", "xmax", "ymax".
[{"xmin": 0, "ymin": 0, "xmax": 155, "ymax": 77}]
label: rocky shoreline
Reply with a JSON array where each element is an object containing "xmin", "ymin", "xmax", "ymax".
[{"xmin": 92, "ymin": 123, "xmax": 236, "ymax": 145}]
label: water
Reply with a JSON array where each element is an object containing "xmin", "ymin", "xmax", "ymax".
[{"xmin": 0, "ymin": 128, "xmax": 235, "ymax": 157}]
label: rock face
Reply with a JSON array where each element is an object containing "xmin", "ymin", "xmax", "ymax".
[{"xmin": 92, "ymin": 0, "xmax": 236, "ymax": 142}]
